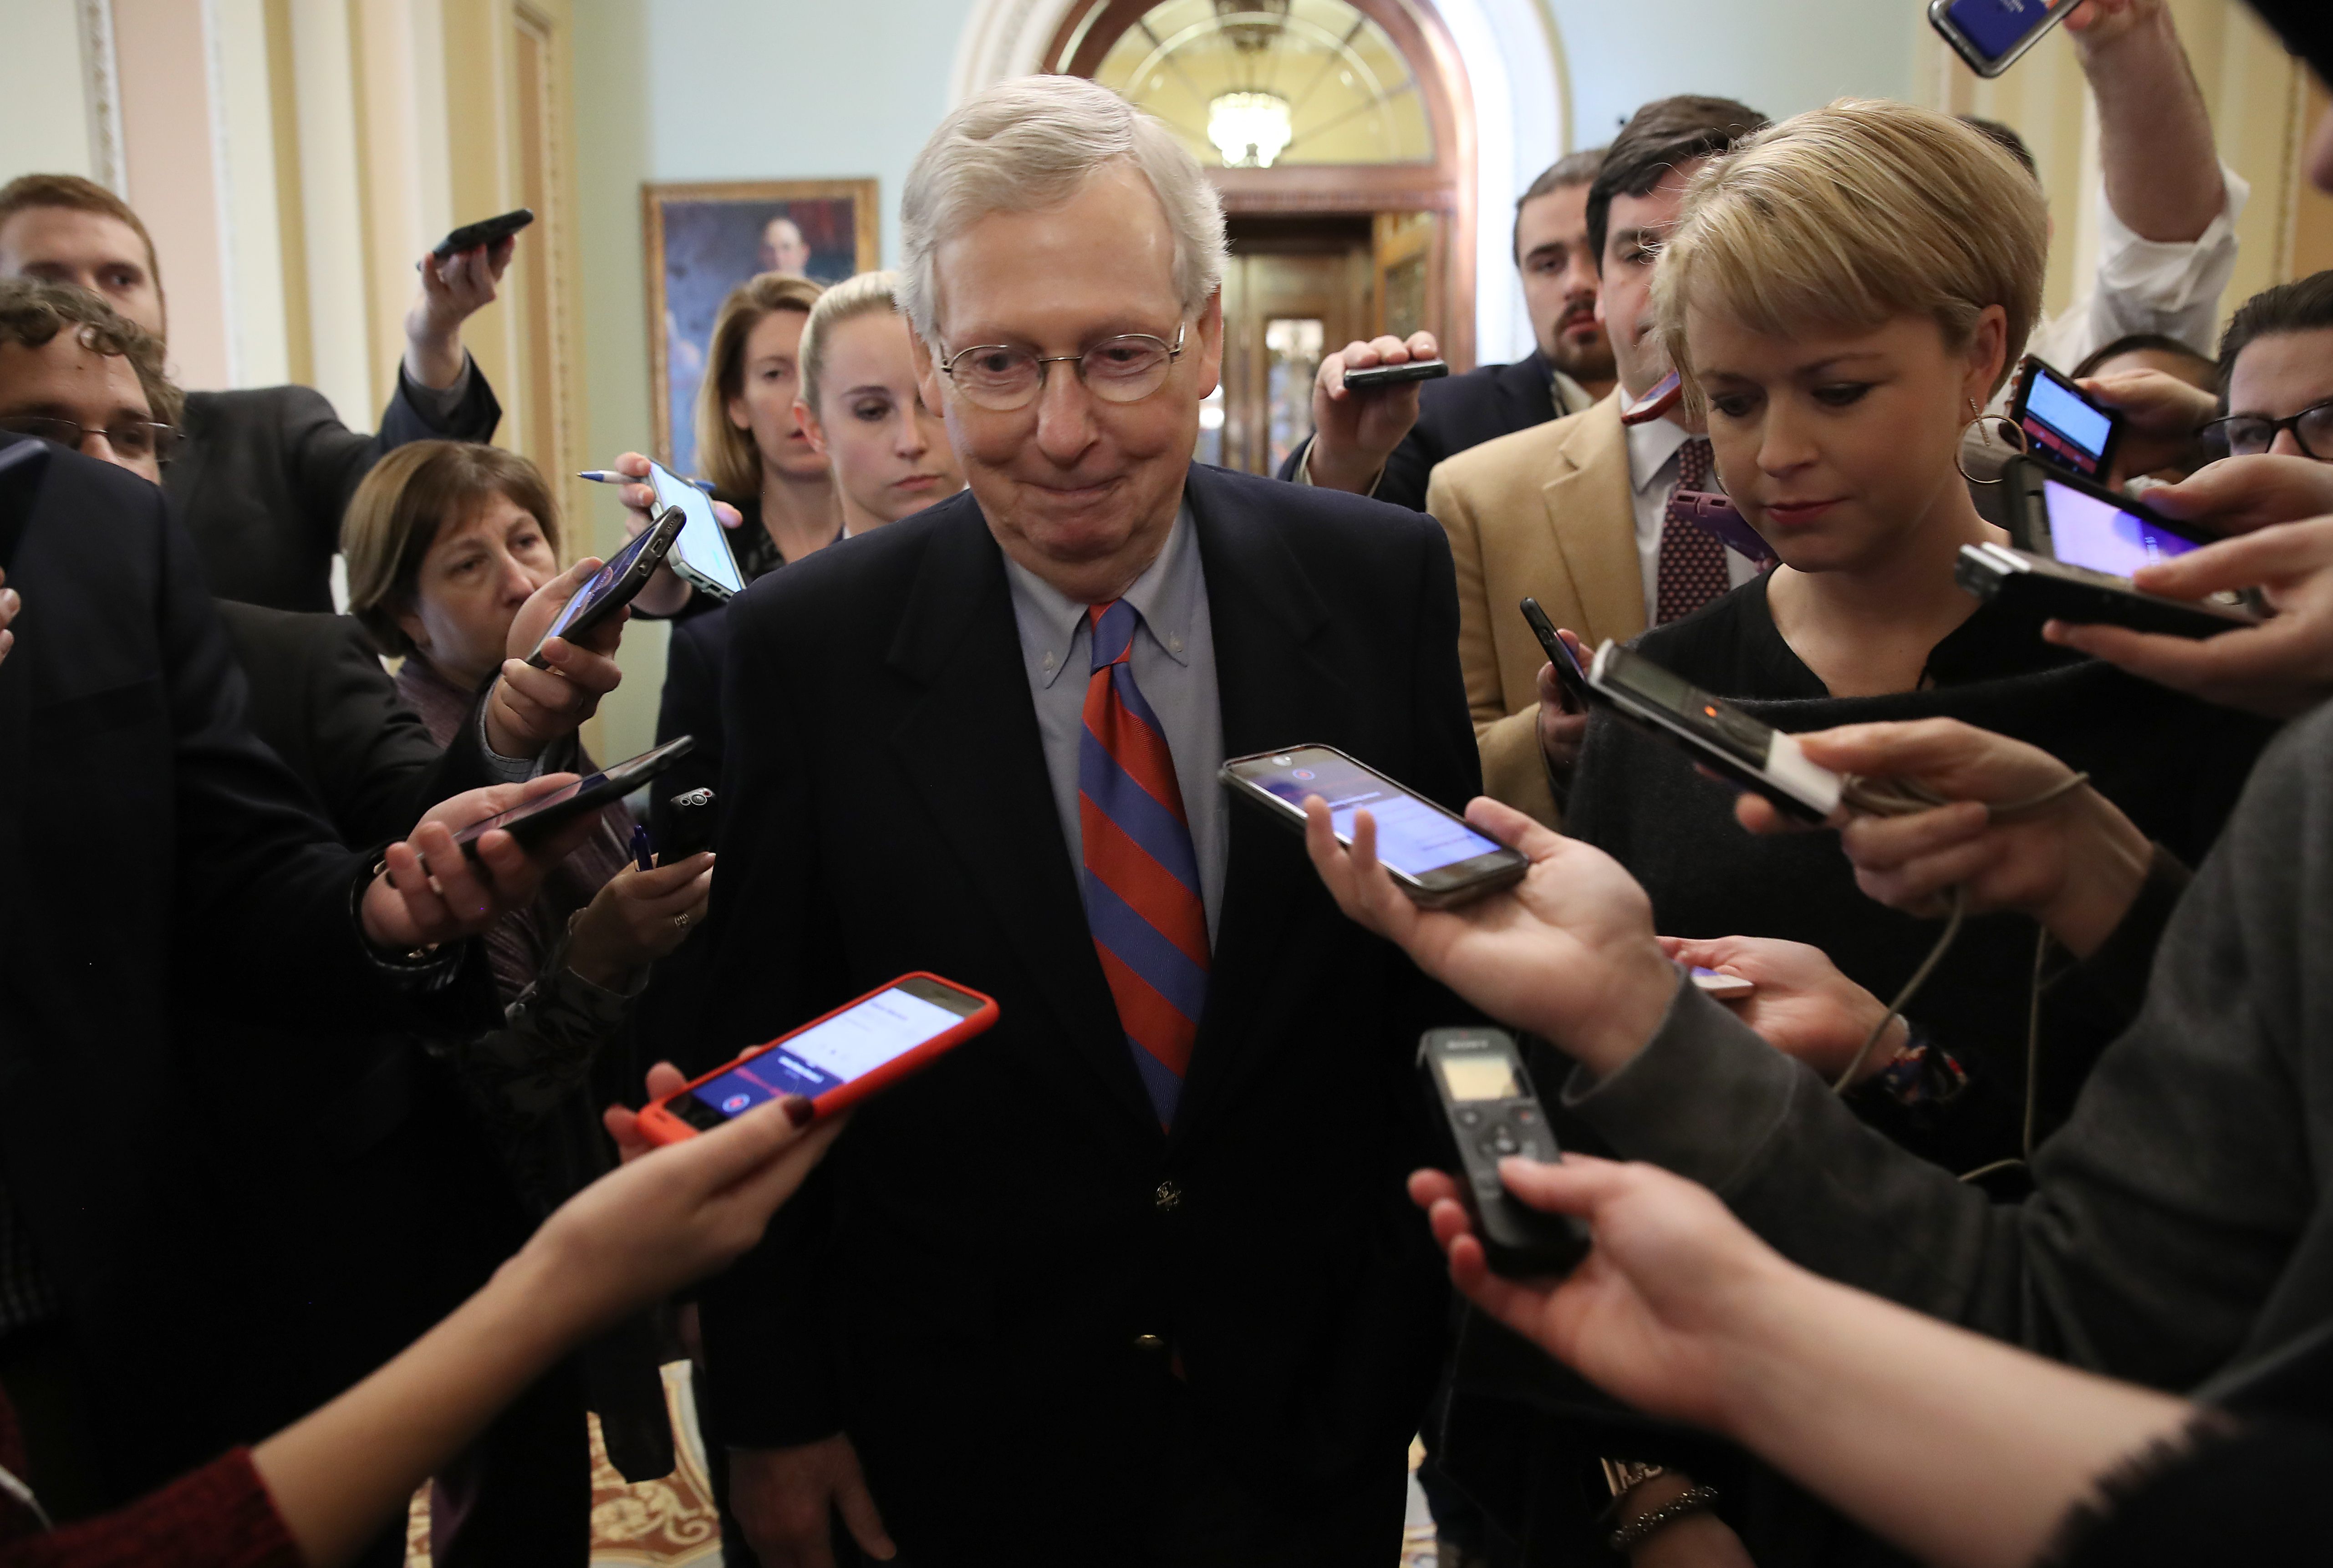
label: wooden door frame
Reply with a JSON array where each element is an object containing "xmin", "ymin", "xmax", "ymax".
[{"xmin": 1044, "ymin": 0, "xmax": 1477, "ymax": 368}]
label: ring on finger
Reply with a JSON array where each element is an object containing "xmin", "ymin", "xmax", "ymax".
[{"xmin": 672, "ymin": 911, "xmax": 690, "ymax": 929}]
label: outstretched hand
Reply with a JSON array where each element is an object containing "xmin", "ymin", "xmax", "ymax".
[
  {"xmin": 607, "ymin": 451, "xmax": 744, "ymax": 617},
  {"xmin": 486, "ymin": 558, "xmax": 629, "ymax": 759},
  {"xmin": 1302, "ymin": 793, "xmax": 1676, "ymax": 1078},
  {"xmin": 1305, "ymin": 331, "xmax": 1439, "ymax": 494},
  {"xmin": 359, "ymin": 775, "xmax": 598, "ymax": 951}
]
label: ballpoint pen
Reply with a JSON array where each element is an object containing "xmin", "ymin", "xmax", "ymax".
[
  {"xmin": 630, "ymin": 822, "xmax": 656, "ymax": 873},
  {"xmin": 577, "ymin": 470, "xmax": 718, "ymax": 493}
]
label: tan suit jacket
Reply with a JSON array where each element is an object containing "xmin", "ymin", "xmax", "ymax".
[{"xmin": 1425, "ymin": 390, "xmax": 1642, "ymax": 825}]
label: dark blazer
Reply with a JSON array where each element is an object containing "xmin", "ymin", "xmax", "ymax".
[
  {"xmin": 650, "ymin": 601, "xmax": 730, "ymax": 852},
  {"xmin": 1278, "ymin": 351, "xmax": 1564, "ymax": 512},
  {"xmin": 0, "ymin": 438, "xmax": 478, "ymax": 1500},
  {"xmin": 214, "ymin": 601, "xmax": 492, "ymax": 846},
  {"xmin": 688, "ymin": 464, "xmax": 1481, "ymax": 1554},
  {"xmin": 168, "ymin": 370, "xmax": 501, "ymax": 613}
]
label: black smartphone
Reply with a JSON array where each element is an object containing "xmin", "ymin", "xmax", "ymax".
[
  {"xmin": 1220, "ymin": 744, "xmax": 1528, "ymax": 908},
  {"xmin": 647, "ymin": 458, "xmax": 748, "ymax": 602},
  {"xmin": 1518, "ymin": 597, "xmax": 1598, "ymax": 713},
  {"xmin": 1342, "ymin": 358, "xmax": 1450, "ymax": 391},
  {"xmin": 2002, "ymin": 456, "xmax": 2237, "ymax": 579},
  {"xmin": 1584, "ymin": 641, "xmax": 1844, "ymax": 824},
  {"xmin": 1927, "ymin": 0, "xmax": 2076, "ymax": 78},
  {"xmin": 1418, "ymin": 1027, "xmax": 1590, "ymax": 1278},
  {"xmin": 433, "ymin": 208, "xmax": 533, "ymax": 260},
  {"xmin": 449, "ymin": 736, "xmax": 696, "ymax": 860},
  {"xmin": 662, "ymin": 787, "xmax": 717, "ymax": 860},
  {"xmin": 1956, "ymin": 541, "xmax": 2257, "ymax": 639},
  {"xmin": 2011, "ymin": 358, "xmax": 2122, "ymax": 482},
  {"xmin": 523, "ymin": 506, "xmax": 684, "ymax": 667},
  {"xmin": 1666, "ymin": 489, "xmax": 1777, "ymax": 567},
  {"xmin": 0, "ymin": 436, "xmax": 52, "ymax": 572}
]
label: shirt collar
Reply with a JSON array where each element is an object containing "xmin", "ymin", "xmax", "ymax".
[
  {"xmin": 1005, "ymin": 501, "xmax": 1199, "ymax": 690},
  {"xmin": 1625, "ymin": 412, "xmax": 1692, "ymax": 496}
]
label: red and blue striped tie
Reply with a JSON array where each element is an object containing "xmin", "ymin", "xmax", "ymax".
[{"xmin": 1079, "ymin": 599, "xmax": 1209, "ymax": 1127}]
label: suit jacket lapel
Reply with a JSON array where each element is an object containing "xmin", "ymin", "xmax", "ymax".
[
  {"xmin": 1172, "ymin": 466, "xmax": 1352, "ymax": 1135},
  {"xmin": 1540, "ymin": 395, "xmax": 1646, "ymax": 645},
  {"xmin": 882, "ymin": 504, "xmax": 1158, "ymax": 1135}
]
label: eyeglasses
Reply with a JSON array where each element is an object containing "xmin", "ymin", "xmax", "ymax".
[
  {"xmin": 2198, "ymin": 399, "xmax": 2333, "ymax": 463},
  {"xmin": 0, "ymin": 414, "xmax": 182, "ymax": 463},
  {"xmin": 938, "ymin": 323, "xmax": 1187, "ymax": 412}
]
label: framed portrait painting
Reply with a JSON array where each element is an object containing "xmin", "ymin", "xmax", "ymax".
[{"xmin": 642, "ymin": 178, "xmax": 880, "ymax": 474}]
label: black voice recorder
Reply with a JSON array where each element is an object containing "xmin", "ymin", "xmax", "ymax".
[{"xmin": 1419, "ymin": 1027, "xmax": 1590, "ymax": 1278}]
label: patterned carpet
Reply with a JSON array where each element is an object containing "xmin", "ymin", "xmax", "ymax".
[{"xmin": 403, "ymin": 1369, "xmax": 1439, "ymax": 1566}]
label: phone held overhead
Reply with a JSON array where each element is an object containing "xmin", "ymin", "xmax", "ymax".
[
  {"xmin": 1927, "ymin": 0, "xmax": 2075, "ymax": 78},
  {"xmin": 1959, "ymin": 457, "xmax": 2264, "ymax": 639},
  {"xmin": 1220, "ymin": 746, "xmax": 1529, "ymax": 908},
  {"xmin": 523, "ymin": 506, "xmax": 684, "ymax": 667},
  {"xmin": 1418, "ymin": 1027, "xmax": 1590, "ymax": 1277},
  {"xmin": 447, "ymin": 736, "xmax": 697, "ymax": 861},
  {"xmin": 2010, "ymin": 357, "xmax": 2122, "ymax": 482},
  {"xmin": 1584, "ymin": 642, "xmax": 1844, "ymax": 825},
  {"xmin": 431, "ymin": 208, "xmax": 534, "ymax": 261},
  {"xmin": 637, "ymin": 974, "xmax": 1000, "ymax": 1143},
  {"xmin": 645, "ymin": 458, "xmax": 748, "ymax": 602},
  {"xmin": 1341, "ymin": 358, "xmax": 1450, "ymax": 391}
]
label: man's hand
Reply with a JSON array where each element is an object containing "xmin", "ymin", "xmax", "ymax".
[
  {"xmin": 2051, "ymin": 513, "xmax": 2333, "ymax": 719},
  {"xmin": 358, "ymin": 774, "xmax": 596, "ymax": 951},
  {"xmin": 1304, "ymin": 331, "xmax": 1439, "ymax": 495},
  {"xmin": 2080, "ymin": 368, "xmax": 2216, "ymax": 484},
  {"xmin": 1302, "ymin": 793, "xmax": 1676, "ymax": 1079},
  {"xmin": 404, "ymin": 238, "xmax": 515, "ymax": 389},
  {"xmin": 605, "ymin": 451, "xmax": 745, "ymax": 618},
  {"xmin": 484, "ymin": 558, "xmax": 628, "ymax": 759},
  {"xmin": 1536, "ymin": 626, "xmax": 1592, "ymax": 775},
  {"xmin": 1659, "ymin": 935, "xmax": 1902, "ymax": 1084},
  {"xmin": 565, "ymin": 852, "xmax": 715, "ymax": 988},
  {"xmin": 2063, "ymin": 0, "xmax": 2163, "ymax": 51},
  {"xmin": 1409, "ymin": 1155, "xmax": 1804, "ymax": 1437},
  {"xmin": 2063, "ymin": 0, "xmax": 2222, "ymax": 246},
  {"xmin": 1732, "ymin": 720, "xmax": 2152, "ymax": 959},
  {"xmin": 0, "ymin": 567, "xmax": 16, "ymax": 667},
  {"xmin": 2140, "ymin": 454, "xmax": 2333, "ymax": 537},
  {"xmin": 731, "ymin": 1436, "xmax": 897, "ymax": 1568}
]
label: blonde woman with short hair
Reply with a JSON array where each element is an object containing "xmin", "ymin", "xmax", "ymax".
[{"xmin": 791, "ymin": 270, "xmax": 963, "ymax": 536}]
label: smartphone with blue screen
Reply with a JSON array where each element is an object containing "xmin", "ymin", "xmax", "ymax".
[
  {"xmin": 1220, "ymin": 745, "xmax": 1528, "ymax": 908},
  {"xmin": 636, "ymin": 973, "xmax": 999, "ymax": 1143},
  {"xmin": 522, "ymin": 506, "xmax": 682, "ymax": 667},
  {"xmin": 647, "ymin": 458, "xmax": 748, "ymax": 602},
  {"xmin": 2011, "ymin": 358, "xmax": 2122, "ymax": 483},
  {"xmin": 1928, "ymin": 0, "xmax": 2076, "ymax": 78}
]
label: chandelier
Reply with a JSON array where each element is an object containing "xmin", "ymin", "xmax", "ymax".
[{"xmin": 1207, "ymin": 91, "xmax": 1294, "ymax": 168}]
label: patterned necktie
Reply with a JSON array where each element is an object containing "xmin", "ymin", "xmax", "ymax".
[
  {"xmin": 1655, "ymin": 435, "xmax": 1731, "ymax": 624},
  {"xmin": 1078, "ymin": 600, "xmax": 1210, "ymax": 1128}
]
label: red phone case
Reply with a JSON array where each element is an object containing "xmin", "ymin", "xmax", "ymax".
[{"xmin": 635, "ymin": 972, "xmax": 1000, "ymax": 1146}]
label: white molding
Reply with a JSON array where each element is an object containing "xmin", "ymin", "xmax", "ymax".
[
  {"xmin": 76, "ymin": 0, "xmax": 126, "ymax": 194},
  {"xmin": 200, "ymin": 0, "xmax": 243, "ymax": 386}
]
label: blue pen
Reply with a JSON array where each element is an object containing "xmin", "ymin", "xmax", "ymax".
[
  {"xmin": 577, "ymin": 470, "xmax": 717, "ymax": 494},
  {"xmin": 629, "ymin": 822, "xmax": 655, "ymax": 872}
]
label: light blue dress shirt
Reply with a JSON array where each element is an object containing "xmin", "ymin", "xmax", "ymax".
[{"xmin": 1003, "ymin": 504, "xmax": 1226, "ymax": 945}]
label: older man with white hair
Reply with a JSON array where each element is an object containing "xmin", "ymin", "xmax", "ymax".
[{"xmin": 680, "ymin": 73, "xmax": 1480, "ymax": 1565}]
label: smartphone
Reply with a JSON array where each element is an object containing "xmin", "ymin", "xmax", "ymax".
[
  {"xmin": 448, "ymin": 735, "xmax": 697, "ymax": 859},
  {"xmin": 1418, "ymin": 1027, "xmax": 1590, "ymax": 1278},
  {"xmin": 637, "ymin": 973, "xmax": 1000, "ymax": 1143},
  {"xmin": 1666, "ymin": 489, "xmax": 1778, "ymax": 567},
  {"xmin": 1342, "ymin": 358, "xmax": 1449, "ymax": 390},
  {"xmin": 1219, "ymin": 745, "xmax": 1528, "ymax": 908},
  {"xmin": 432, "ymin": 208, "xmax": 533, "ymax": 260},
  {"xmin": 523, "ymin": 507, "xmax": 683, "ymax": 667},
  {"xmin": 647, "ymin": 458, "xmax": 747, "ymax": 602},
  {"xmin": 1619, "ymin": 369, "xmax": 1683, "ymax": 427},
  {"xmin": 1691, "ymin": 967, "xmax": 1755, "ymax": 1000},
  {"xmin": 2003, "ymin": 457, "xmax": 2234, "ymax": 579},
  {"xmin": 662, "ymin": 786, "xmax": 717, "ymax": 860},
  {"xmin": 1518, "ymin": 597, "xmax": 1599, "ymax": 713},
  {"xmin": 1927, "ymin": 0, "xmax": 2076, "ymax": 78},
  {"xmin": 0, "ymin": 436, "xmax": 52, "ymax": 571},
  {"xmin": 1585, "ymin": 641, "xmax": 1843, "ymax": 824},
  {"xmin": 1956, "ymin": 540, "xmax": 2258, "ymax": 639},
  {"xmin": 2011, "ymin": 358, "xmax": 2122, "ymax": 482}
]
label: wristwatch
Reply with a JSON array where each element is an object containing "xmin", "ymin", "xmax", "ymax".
[{"xmin": 1601, "ymin": 1458, "xmax": 1666, "ymax": 1497}]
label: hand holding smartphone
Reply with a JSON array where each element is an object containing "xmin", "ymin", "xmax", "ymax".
[
  {"xmin": 637, "ymin": 974, "xmax": 999, "ymax": 1143},
  {"xmin": 523, "ymin": 508, "xmax": 684, "ymax": 667},
  {"xmin": 1519, "ymin": 598, "xmax": 1597, "ymax": 714},
  {"xmin": 1342, "ymin": 359, "xmax": 1449, "ymax": 391},
  {"xmin": 1928, "ymin": 0, "xmax": 2076, "ymax": 78},
  {"xmin": 2010, "ymin": 358, "xmax": 2123, "ymax": 483},
  {"xmin": 449, "ymin": 736, "xmax": 696, "ymax": 860},
  {"xmin": 1221, "ymin": 746, "xmax": 1528, "ymax": 907},
  {"xmin": 647, "ymin": 458, "xmax": 747, "ymax": 602}
]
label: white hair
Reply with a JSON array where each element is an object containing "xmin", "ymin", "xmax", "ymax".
[{"xmin": 897, "ymin": 75, "xmax": 1226, "ymax": 345}]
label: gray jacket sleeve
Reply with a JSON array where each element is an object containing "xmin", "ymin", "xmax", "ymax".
[{"xmin": 1562, "ymin": 708, "xmax": 2328, "ymax": 1393}]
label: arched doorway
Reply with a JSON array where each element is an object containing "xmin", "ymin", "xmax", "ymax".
[{"xmin": 1044, "ymin": 0, "xmax": 1477, "ymax": 474}]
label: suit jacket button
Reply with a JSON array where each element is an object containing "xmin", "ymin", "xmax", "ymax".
[
  {"xmin": 1154, "ymin": 1180, "xmax": 1183, "ymax": 1212},
  {"xmin": 1132, "ymin": 1332, "xmax": 1166, "ymax": 1352}
]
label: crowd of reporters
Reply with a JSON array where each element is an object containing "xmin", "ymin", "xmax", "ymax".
[{"xmin": 3, "ymin": 0, "xmax": 2333, "ymax": 1564}]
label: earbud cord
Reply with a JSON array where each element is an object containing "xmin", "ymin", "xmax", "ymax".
[
  {"xmin": 1822, "ymin": 770, "xmax": 2092, "ymax": 1097},
  {"xmin": 0, "ymin": 1458, "xmax": 51, "ymax": 1531}
]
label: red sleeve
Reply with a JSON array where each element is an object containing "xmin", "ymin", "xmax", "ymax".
[{"xmin": 1, "ymin": 1449, "xmax": 303, "ymax": 1568}]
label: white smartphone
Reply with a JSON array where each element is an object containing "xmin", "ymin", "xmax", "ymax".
[{"xmin": 647, "ymin": 458, "xmax": 747, "ymax": 602}]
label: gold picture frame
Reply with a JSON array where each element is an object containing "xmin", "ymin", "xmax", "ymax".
[{"xmin": 642, "ymin": 178, "xmax": 880, "ymax": 473}]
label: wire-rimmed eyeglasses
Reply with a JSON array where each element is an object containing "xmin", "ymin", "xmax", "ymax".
[
  {"xmin": 938, "ymin": 323, "xmax": 1187, "ymax": 411},
  {"xmin": 0, "ymin": 414, "xmax": 182, "ymax": 463}
]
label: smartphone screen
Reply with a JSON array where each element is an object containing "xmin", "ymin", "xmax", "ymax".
[
  {"xmin": 1945, "ymin": 0, "xmax": 2071, "ymax": 63},
  {"xmin": 2019, "ymin": 366, "xmax": 2114, "ymax": 478},
  {"xmin": 538, "ymin": 513, "xmax": 667, "ymax": 644},
  {"xmin": 2042, "ymin": 479, "xmax": 2205, "ymax": 577},
  {"xmin": 677, "ymin": 981, "xmax": 981, "ymax": 1122},
  {"xmin": 1239, "ymin": 749, "xmax": 1502, "ymax": 879},
  {"xmin": 647, "ymin": 460, "xmax": 746, "ymax": 598}
]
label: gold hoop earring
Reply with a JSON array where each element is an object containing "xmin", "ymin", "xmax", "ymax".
[{"xmin": 1956, "ymin": 397, "xmax": 2026, "ymax": 485}]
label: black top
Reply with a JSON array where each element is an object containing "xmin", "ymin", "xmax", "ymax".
[
  {"xmin": 1277, "ymin": 351, "xmax": 1565, "ymax": 513},
  {"xmin": 1567, "ymin": 570, "xmax": 2277, "ymax": 1177}
]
